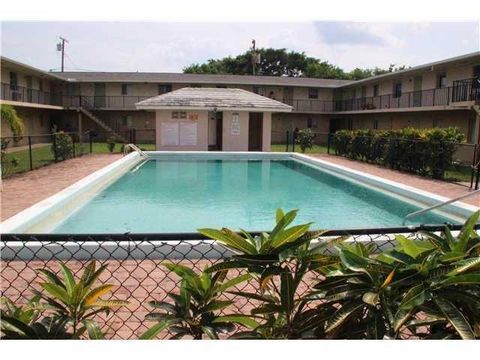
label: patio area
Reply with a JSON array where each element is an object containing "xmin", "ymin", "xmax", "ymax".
[
  {"xmin": 312, "ymin": 153, "xmax": 479, "ymax": 206},
  {"xmin": 1, "ymin": 153, "xmax": 122, "ymax": 221}
]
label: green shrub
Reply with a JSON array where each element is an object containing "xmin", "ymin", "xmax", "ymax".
[
  {"xmin": 51, "ymin": 131, "xmax": 74, "ymax": 161},
  {"xmin": 332, "ymin": 127, "xmax": 465, "ymax": 179},
  {"xmin": 295, "ymin": 128, "xmax": 315, "ymax": 153},
  {"xmin": 107, "ymin": 136, "xmax": 116, "ymax": 153}
]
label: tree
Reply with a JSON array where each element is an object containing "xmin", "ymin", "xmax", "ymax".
[{"xmin": 183, "ymin": 48, "xmax": 407, "ymax": 80}]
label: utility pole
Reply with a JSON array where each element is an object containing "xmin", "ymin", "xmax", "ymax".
[
  {"xmin": 57, "ymin": 37, "xmax": 69, "ymax": 72},
  {"xmin": 250, "ymin": 39, "xmax": 260, "ymax": 76}
]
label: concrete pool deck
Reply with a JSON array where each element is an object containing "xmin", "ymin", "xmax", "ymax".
[{"xmin": 0, "ymin": 151, "xmax": 477, "ymax": 223}]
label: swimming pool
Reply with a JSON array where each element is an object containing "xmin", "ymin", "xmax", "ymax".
[{"xmin": 2, "ymin": 152, "xmax": 476, "ymax": 234}]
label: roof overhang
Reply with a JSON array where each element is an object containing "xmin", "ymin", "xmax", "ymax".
[
  {"xmin": 135, "ymin": 87, "xmax": 293, "ymax": 113},
  {"xmin": 135, "ymin": 105, "xmax": 292, "ymax": 112}
]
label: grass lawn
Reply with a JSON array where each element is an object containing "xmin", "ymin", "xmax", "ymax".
[
  {"xmin": 271, "ymin": 144, "xmax": 329, "ymax": 154},
  {"xmin": 1, "ymin": 142, "xmax": 155, "ymax": 177},
  {"xmin": 444, "ymin": 164, "xmax": 474, "ymax": 183}
]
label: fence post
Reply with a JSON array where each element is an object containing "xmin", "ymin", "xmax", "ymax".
[
  {"xmin": 72, "ymin": 134, "xmax": 76, "ymax": 158},
  {"xmin": 327, "ymin": 133, "xmax": 331, "ymax": 154},
  {"xmin": 28, "ymin": 136, "xmax": 33, "ymax": 171},
  {"xmin": 285, "ymin": 131, "xmax": 289, "ymax": 152},
  {"xmin": 133, "ymin": 128, "xmax": 137, "ymax": 144},
  {"xmin": 52, "ymin": 133, "xmax": 58, "ymax": 162},
  {"xmin": 292, "ymin": 131, "xmax": 296, "ymax": 153},
  {"xmin": 89, "ymin": 131, "xmax": 93, "ymax": 153}
]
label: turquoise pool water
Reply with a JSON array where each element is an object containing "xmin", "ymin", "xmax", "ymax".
[{"xmin": 52, "ymin": 159, "xmax": 454, "ymax": 233}]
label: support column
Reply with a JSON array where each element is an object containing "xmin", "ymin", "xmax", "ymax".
[{"xmin": 262, "ymin": 112, "xmax": 272, "ymax": 152}]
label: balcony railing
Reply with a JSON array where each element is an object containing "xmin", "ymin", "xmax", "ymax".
[
  {"xmin": 333, "ymin": 83, "xmax": 480, "ymax": 112},
  {"xmin": 62, "ymin": 95, "xmax": 153, "ymax": 109},
  {"xmin": 1, "ymin": 83, "xmax": 62, "ymax": 106},
  {"xmin": 283, "ymin": 79, "xmax": 480, "ymax": 113},
  {"xmin": 3, "ymin": 78, "xmax": 479, "ymax": 113}
]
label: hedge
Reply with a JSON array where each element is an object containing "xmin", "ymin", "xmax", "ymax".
[{"xmin": 331, "ymin": 127, "xmax": 465, "ymax": 179}]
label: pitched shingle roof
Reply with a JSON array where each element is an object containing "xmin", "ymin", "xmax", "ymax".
[
  {"xmin": 52, "ymin": 71, "xmax": 353, "ymax": 88},
  {"xmin": 135, "ymin": 87, "xmax": 293, "ymax": 112}
]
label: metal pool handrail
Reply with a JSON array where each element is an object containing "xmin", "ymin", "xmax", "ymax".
[
  {"xmin": 402, "ymin": 189, "xmax": 480, "ymax": 225},
  {"xmin": 124, "ymin": 143, "xmax": 148, "ymax": 158}
]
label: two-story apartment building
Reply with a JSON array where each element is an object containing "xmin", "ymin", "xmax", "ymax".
[{"xmin": 1, "ymin": 51, "xmax": 479, "ymax": 147}]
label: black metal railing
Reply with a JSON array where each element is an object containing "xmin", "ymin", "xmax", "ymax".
[
  {"xmin": 334, "ymin": 86, "xmax": 455, "ymax": 112},
  {"xmin": 2, "ymin": 224, "xmax": 476, "ymax": 339},
  {"xmin": 3, "ymin": 78, "xmax": 478, "ymax": 112},
  {"xmin": 1, "ymin": 83, "xmax": 62, "ymax": 106},
  {"xmin": 62, "ymin": 95, "xmax": 153, "ymax": 109},
  {"xmin": 281, "ymin": 80, "xmax": 479, "ymax": 113},
  {"xmin": 0, "ymin": 129, "xmax": 154, "ymax": 178}
]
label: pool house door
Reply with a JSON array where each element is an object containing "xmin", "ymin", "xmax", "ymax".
[
  {"xmin": 248, "ymin": 112, "xmax": 263, "ymax": 151},
  {"xmin": 208, "ymin": 111, "xmax": 223, "ymax": 150}
]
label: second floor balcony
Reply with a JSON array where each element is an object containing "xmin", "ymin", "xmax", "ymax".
[
  {"xmin": 1, "ymin": 82, "xmax": 62, "ymax": 107},
  {"xmin": 333, "ymin": 78, "xmax": 480, "ymax": 113},
  {"xmin": 2, "ymin": 78, "xmax": 479, "ymax": 113}
]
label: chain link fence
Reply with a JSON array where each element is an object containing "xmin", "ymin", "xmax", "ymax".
[{"xmin": 1, "ymin": 225, "xmax": 464, "ymax": 339}]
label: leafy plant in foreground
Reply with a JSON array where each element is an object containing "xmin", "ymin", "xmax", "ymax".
[
  {"xmin": 312, "ymin": 210, "xmax": 480, "ymax": 339},
  {"xmin": 312, "ymin": 242, "xmax": 405, "ymax": 339},
  {"xmin": 1, "ymin": 295, "xmax": 73, "ymax": 339},
  {"xmin": 33, "ymin": 260, "xmax": 129, "ymax": 339},
  {"xmin": 141, "ymin": 264, "xmax": 252, "ymax": 339},
  {"xmin": 390, "ymin": 210, "xmax": 480, "ymax": 339},
  {"xmin": 200, "ymin": 209, "xmax": 343, "ymax": 338}
]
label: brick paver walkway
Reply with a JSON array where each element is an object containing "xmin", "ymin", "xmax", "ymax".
[
  {"xmin": 311, "ymin": 153, "xmax": 479, "ymax": 207},
  {"xmin": 1, "ymin": 153, "xmax": 122, "ymax": 221}
]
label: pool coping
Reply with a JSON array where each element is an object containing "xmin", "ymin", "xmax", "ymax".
[
  {"xmin": 0, "ymin": 151, "xmax": 141, "ymax": 233},
  {"xmin": 1, "ymin": 151, "xmax": 477, "ymax": 234}
]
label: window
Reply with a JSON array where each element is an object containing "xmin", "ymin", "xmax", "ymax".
[
  {"xmin": 307, "ymin": 118, "xmax": 313, "ymax": 128},
  {"xmin": 373, "ymin": 119, "xmax": 379, "ymax": 130},
  {"xmin": 347, "ymin": 119, "xmax": 353, "ymax": 130},
  {"xmin": 9, "ymin": 72, "xmax": 18, "ymax": 90},
  {"xmin": 158, "ymin": 84, "xmax": 172, "ymax": 94},
  {"xmin": 308, "ymin": 88, "xmax": 318, "ymax": 99},
  {"xmin": 437, "ymin": 74, "xmax": 447, "ymax": 88},
  {"xmin": 121, "ymin": 115, "xmax": 133, "ymax": 128},
  {"xmin": 373, "ymin": 84, "xmax": 379, "ymax": 97},
  {"xmin": 39, "ymin": 80, "xmax": 43, "ymax": 92},
  {"xmin": 393, "ymin": 82, "xmax": 402, "ymax": 98},
  {"xmin": 121, "ymin": 84, "xmax": 128, "ymax": 95}
]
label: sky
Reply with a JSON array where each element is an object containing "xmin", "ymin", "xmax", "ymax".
[{"xmin": 1, "ymin": 21, "xmax": 479, "ymax": 73}]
